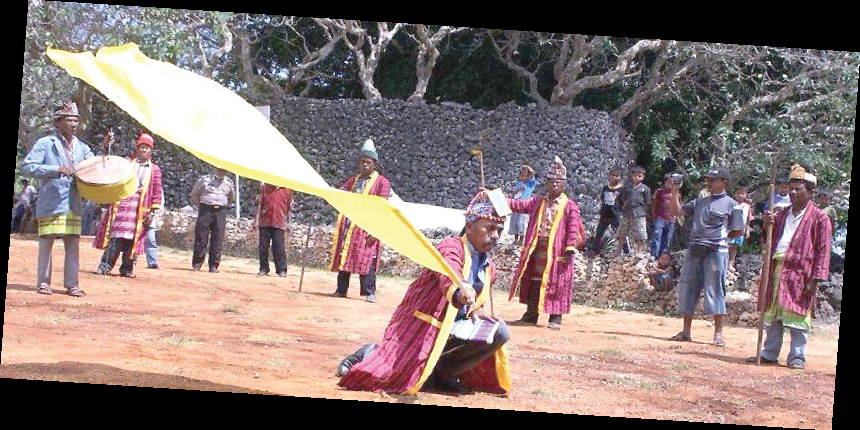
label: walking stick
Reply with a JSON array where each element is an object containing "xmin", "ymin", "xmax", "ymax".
[
  {"xmin": 471, "ymin": 147, "xmax": 495, "ymax": 319},
  {"xmin": 756, "ymin": 155, "xmax": 780, "ymax": 365},
  {"xmin": 298, "ymin": 164, "xmax": 321, "ymax": 292}
]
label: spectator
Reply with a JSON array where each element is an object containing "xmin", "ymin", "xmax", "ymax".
[
  {"xmin": 144, "ymin": 187, "xmax": 165, "ymax": 269},
  {"xmin": 728, "ymin": 185, "xmax": 752, "ymax": 271},
  {"xmin": 615, "ymin": 166, "xmax": 650, "ymax": 257},
  {"xmin": 668, "ymin": 166, "xmax": 746, "ymax": 347},
  {"xmin": 647, "ymin": 252, "xmax": 676, "ymax": 291},
  {"xmin": 190, "ymin": 166, "xmax": 234, "ymax": 273},
  {"xmin": 589, "ymin": 167, "xmax": 626, "ymax": 255},
  {"xmin": 815, "ymin": 189, "xmax": 837, "ymax": 235},
  {"xmin": 10, "ymin": 178, "xmax": 37, "ymax": 233},
  {"xmin": 650, "ymin": 173, "xmax": 679, "ymax": 258},
  {"xmin": 253, "ymin": 182, "xmax": 293, "ymax": 277},
  {"xmin": 506, "ymin": 164, "xmax": 537, "ymax": 245}
]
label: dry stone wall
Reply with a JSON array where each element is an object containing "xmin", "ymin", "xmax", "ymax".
[{"xmin": 154, "ymin": 208, "xmax": 840, "ymax": 328}]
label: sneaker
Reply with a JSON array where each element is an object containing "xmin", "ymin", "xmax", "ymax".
[
  {"xmin": 36, "ymin": 284, "xmax": 53, "ymax": 295},
  {"xmin": 329, "ymin": 292, "xmax": 347, "ymax": 298},
  {"xmin": 745, "ymin": 356, "xmax": 778, "ymax": 365},
  {"xmin": 192, "ymin": 264, "xmax": 202, "ymax": 272},
  {"xmin": 277, "ymin": 272, "xmax": 288, "ymax": 278},
  {"xmin": 787, "ymin": 358, "xmax": 805, "ymax": 369},
  {"xmin": 209, "ymin": 267, "xmax": 219, "ymax": 273},
  {"xmin": 257, "ymin": 270, "xmax": 269, "ymax": 277},
  {"xmin": 147, "ymin": 264, "xmax": 159, "ymax": 269},
  {"xmin": 366, "ymin": 294, "xmax": 377, "ymax": 303}
]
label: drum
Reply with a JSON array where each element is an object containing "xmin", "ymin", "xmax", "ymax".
[{"xmin": 74, "ymin": 155, "xmax": 138, "ymax": 203}]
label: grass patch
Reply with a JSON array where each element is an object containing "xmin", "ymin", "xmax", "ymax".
[
  {"xmin": 33, "ymin": 314, "xmax": 67, "ymax": 326},
  {"xmin": 221, "ymin": 304, "xmax": 241, "ymax": 314},
  {"xmin": 297, "ymin": 315, "xmax": 344, "ymax": 324},
  {"xmin": 594, "ymin": 348, "xmax": 624, "ymax": 357},
  {"xmin": 4, "ymin": 333, "xmax": 35, "ymax": 344},
  {"xmin": 266, "ymin": 358, "xmax": 292, "ymax": 367},
  {"xmin": 246, "ymin": 333, "xmax": 295, "ymax": 345},
  {"xmin": 611, "ymin": 376, "xmax": 659, "ymax": 389},
  {"xmin": 605, "ymin": 335, "xmax": 618, "ymax": 340},
  {"xmin": 528, "ymin": 338, "xmax": 552, "ymax": 345},
  {"xmin": 157, "ymin": 334, "xmax": 201, "ymax": 348},
  {"xmin": 669, "ymin": 363, "xmax": 689, "ymax": 372},
  {"xmin": 530, "ymin": 387, "xmax": 556, "ymax": 397},
  {"xmin": 327, "ymin": 332, "xmax": 362, "ymax": 342}
]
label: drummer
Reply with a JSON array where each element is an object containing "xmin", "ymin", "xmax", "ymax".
[
  {"xmin": 22, "ymin": 101, "xmax": 111, "ymax": 297},
  {"xmin": 93, "ymin": 132, "xmax": 164, "ymax": 278}
]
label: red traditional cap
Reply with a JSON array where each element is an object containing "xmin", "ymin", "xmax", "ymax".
[
  {"xmin": 137, "ymin": 133, "xmax": 154, "ymax": 148},
  {"xmin": 53, "ymin": 101, "xmax": 79, "ymax": 119},
  {"xmin": 464, "ymin": 190, "xmax": 506, "ymax": 223}
]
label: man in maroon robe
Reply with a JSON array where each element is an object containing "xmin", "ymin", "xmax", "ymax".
[
  {"xmin": 329, "ymin": 139, "xmax": 391, "ymax": 303},
  {"xmin": 747, "ymin": 165, "xmax": 831, "ymax": 369},
  {"xmin": 336, "ymin": 190, "xmax": 511, "ymax": 395},
  {"xmin": 508, "ymin": 156, "xmax": 585, "ymax": 330}
]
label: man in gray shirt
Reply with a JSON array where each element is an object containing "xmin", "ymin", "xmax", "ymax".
[
  {"xmin": 668, "ymin": 166, "xmax": 745, "ymax": 346},
  {"xmin": 11, "ymin": 178, "xmax": 37, "ymax": 233},
  {"xmin": 190, "ymin": 167, "xmax": 235, "ymax": 272}
]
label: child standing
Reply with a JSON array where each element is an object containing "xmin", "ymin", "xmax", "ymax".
[
  {"xmin": 650, "ymin": 173, "xmax": 679, "ymax": 258},
  {"xmin": 727, "ymin": 185, "xmax": 752, "ymax": 271},
  {"xmin": 615, "ymin": 166, "xmax": 651, "ymax": 257},
  {"xmin": 507, "ymin": 164, "xmax": 538, "ymax": 245},
  {"xmin": 589, "ymin": 167, "xmax": 626, "ymax": 255},
  {"xmin": 648, "ymin": 252, "xmax": 676, "ymax": 291}
]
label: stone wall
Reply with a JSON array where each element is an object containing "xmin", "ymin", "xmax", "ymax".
[{"xmin": 143, "ymin": 97, "xmax": 632, "ymax": 229}]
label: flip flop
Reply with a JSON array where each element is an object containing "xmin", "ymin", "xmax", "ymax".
[{"xmin": 669, "ymin": 332, "xmax": 692, "ymax": 342}]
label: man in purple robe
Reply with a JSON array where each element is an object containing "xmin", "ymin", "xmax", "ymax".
[
  {"xmin": 507, "ymin": 156, "xmax": 586, "ymax": 330},
  {"xmin": 336, "ymin": 190, "xmax": 511, "ymax": 395},
  {"xmin": 329, "ymin": 139, "xmax": 391, "ymax": 303}
]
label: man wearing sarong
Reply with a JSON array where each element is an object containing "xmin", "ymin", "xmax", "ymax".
[
  {"xmin": 747, "ymin": 165, "xmax": 831, "ymax": 370},
  {"xmin": 93, "ymin": 133, "xmax": 163, "ymax": 278},
  {"xmin": 507, "ymin": 156, "xmax": 585, "ymax": 330},
  {"xmin": 336, "ymin": 190, "xmax": 511, "ymax": 395},
  {"xmin": 22, "ymin": 102, "xmax": 107, "ymax": 296},
  {"xmin": 329, "ymin": 139, "xmax": 391, "ymax": 303}
]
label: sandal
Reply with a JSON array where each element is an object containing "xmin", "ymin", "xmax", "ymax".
[
  {"xmin": 67, "ymin": 287, "xmax": 86, "ymax": 297},
  {"xmin": 36, "ymin": 284, "xmax": 53, "ymax": 295},
  {"xmin": 669, "ymin": 332, "xmax": 692, "ymax": 342}
]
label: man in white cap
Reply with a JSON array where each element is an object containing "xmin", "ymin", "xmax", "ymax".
[
  {"xmin": 329, "ymin": 139, "xmax": 391, "ymax": 303},
  {"xmin": 22, "ymin": 101, "xmax": 110, "ymax": 296}
]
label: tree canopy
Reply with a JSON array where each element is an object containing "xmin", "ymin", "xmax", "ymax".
[{"xmin": 20, "ymin": 3, "xmax": 855, "ymax": 237}]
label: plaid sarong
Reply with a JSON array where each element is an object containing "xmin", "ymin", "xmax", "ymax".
[
  {"xmin": 765, "ymin": 251, "xmax": 812, "ymax": 330},
  {"xmin": 449, "ymin": 317, "xmax": 501, "ymax": 344},
  {"xmin": 38, "ymin": 212, "xmax": 81, "ymax": 236},
  {"xmin": 526, "ymin": 237, "xmax": 550, "ymax": 281},
  {"xmin": 109, "ymin": 191, "xmax": 142, "ymax": 240}
]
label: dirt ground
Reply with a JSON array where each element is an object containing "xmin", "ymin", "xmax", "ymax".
[{"xmin": 3, "ymin": 235, "xmax": 838, "ymax": 425}]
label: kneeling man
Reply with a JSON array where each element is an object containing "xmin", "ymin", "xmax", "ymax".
[{"xmin": 336, "ymin": 190, "xmax": 511, "ymax": 395}]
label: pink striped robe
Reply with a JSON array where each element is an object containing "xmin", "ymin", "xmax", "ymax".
[
  {"xmin": 764, "ymin": 200, "xmax": 832, "ymax": 316},
  {"xmin": 93, "ymin": 161, "xmax": 163, "ymax": 256},
  {"xmin": 329, "ymin": 172, "xmax": 390, "ymax": 274},
  {"xmin": 508, "ymin": 193, "xmax": 585, "ymax": 315},
  {"xmin": 338, "ymin": 236, "xmax": 511, "ymax": 395}
]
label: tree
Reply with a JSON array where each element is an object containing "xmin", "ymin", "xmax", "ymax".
[{"xmin": 406, "ymin": 25, "xmax": 468, "ymax": 104}]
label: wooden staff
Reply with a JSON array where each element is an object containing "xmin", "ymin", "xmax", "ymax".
[
  {"xmin": 298, "ymin": 164, "xmax": 321, "ymax": 292},
  {"xmin": 470, "ymin": 147, "xmax": 495, "ymax": 319},
  {"xmin": 755, "ymin": 155, "xmax": 780, "ymax": 365}
]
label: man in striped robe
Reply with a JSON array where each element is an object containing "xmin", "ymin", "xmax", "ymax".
[
  {"xmin": 748, "ymin": 165, "xmax": 831, "ymax": 370},
  {"xmin": 329, "ymin": 139, "xmax": 391, "ymax": 303},
  {"xmin": 93, "ymin": 133, "xmax": 163, "ymax": 277},
  {"xmin": 336, "ymin": 191, "xmax": 511, "ymax": 395},
  {"xmin": 508, "ymin": 156, "xmax": 586, "ymax": 330}
]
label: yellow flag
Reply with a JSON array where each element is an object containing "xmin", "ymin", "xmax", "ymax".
[{"xmin": 46, "ymin": 43, "xmax": 460, "ymax": 283}]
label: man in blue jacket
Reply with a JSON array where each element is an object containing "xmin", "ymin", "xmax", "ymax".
[{"xmin": 22, "ymin": 102, "xmax": 108, "ymax": 297}]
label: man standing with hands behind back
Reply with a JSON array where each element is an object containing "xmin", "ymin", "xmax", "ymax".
[
  {"xmin": 190, "ymin": 166, "xmax": 234, "ymax": 273},
  {"xmin": 667, "ymin": 166, "xmax": 745, "ymax": 346}
]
